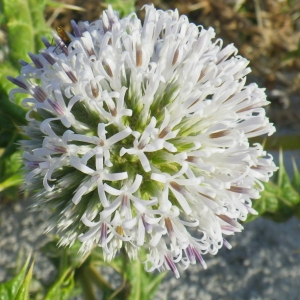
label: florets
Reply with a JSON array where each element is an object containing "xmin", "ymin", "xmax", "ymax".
[{"xmin": 9, "ymin": 5, "xmax": 277, "ymax": 278}]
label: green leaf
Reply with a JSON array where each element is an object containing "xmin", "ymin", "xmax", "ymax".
[
  {"xmin": 0, "ymin": 148, "xmax": 23, "ymax": 201},
  {"xmin": 0, "ymin": 0, "xmax": 53, "ymax": 203},
  {"xmin": 28, "ymin": 0, "xmax": 52, "ymax": 51},
  {"xmin": 44, "ymin": 269, "xmax": 75, "ymax": 300},
  {"xmin": 291, "ymin": 158, "xmax": 300, "ymax": 194},
  {"xmin": 103, "ymin": 0, "xmax": 135, "ymax": 17},
  {"xmin": 0, "ymin": 149, "xmax": 22, "ymax": 177},
  {"xmin": 247, "ymin": 151, "xmax": 300, "ymax": 223},
  {"xmin": 2, "ymin": 0, "xmax": 52, "ymax": 67},
  {"xmin": 81, "ymin": 248, "xmax": 165, "ymax": 300},
  {"xmin": 76, "ymin": 264, "xmax": 114, "ymax": 300},
  {"xmin": 126, "ymin": 254, "xmax": 166, "ymax": 300},
  {"xmin": 0, "ymin": 255, "xmax": 31, "ymax": 300},
  {"xmin": 246, "ymin": 186, "xmax": 269, "ymax": 223},
  {"xmin": 2, "ymin": 0, "xmax": 35, "ymax": 67},
  {"xmin": 0, "ymin": 63, "xmax": 26, "ymax": 120},
  {"xmin": 0, "ymin": 114, "xmax": 21, "ymax": 147},
  {"xmin": 0, "ymin": 133, "xmax": 22, "ymax": 160},
  {"xmin": 276, "ymin": 151, "xmax": 300, "ymax": 207},
  {"xmin": 262, "ymin": 181, "xmax": 281, "ymax": 213},
  {"xmin": 0, "ymin": 173, "xmax": 23, "ymax": 192},
  {"xmin": 15, "ymin": 259, "xmax": 34, "ymax": 300}
]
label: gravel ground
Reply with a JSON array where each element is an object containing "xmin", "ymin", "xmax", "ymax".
[
  {"xmin": 0, "ymin": 152, "xmax": 300, "ymax": 300},
  {"xmin": 157, "ymin": 216, "xmax": 300, "ymax": 300}
]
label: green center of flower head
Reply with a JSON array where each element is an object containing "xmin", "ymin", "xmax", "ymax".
[{"xmin": 8, "ymin": 5, "xmax": 277, "ymax": 278}]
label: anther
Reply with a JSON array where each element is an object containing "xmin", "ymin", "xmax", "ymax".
[
  {"xmin": 136, "ymin": 43, "xmax": 143, "ymax": 67},
  {"xmin": 90, "ymin": 79, "xmax": 99, "ymax": 98},
  {"xmin": 28, "ymin": 52, "xmax": 43, "ymax": 69},
  {"xmin": 32, "ymin": 86, "xmax": 47, "ymax": 103},
  {"xmin": 40, "ymin": 50, "xmax": 56, "ymax": 65},
  {"xmin": 209, "ymin": 129, "xmax": 231, "ymax": 139},
  {"xmin": 7, "ymin": 76, "xmax": 28, "ymax": 90},
  {"xmin": 172, "ymin": 48, "xmax": 179, "ymax": 66}
]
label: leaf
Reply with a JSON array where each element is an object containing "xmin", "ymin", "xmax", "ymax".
[
  {"xmin": 142, "ymin": 272, "xmax": 166, "ymax": 300},
  {"xmin": 247, "ymin": 151, "xmax": 300, "ymax": 223},
  {"xmin": 246, "ymin": 188, "xmax": 268, "ymax": 223},
  {"xmin": 0, "ymin": 0, "xmax": 53, "ymax": 203},
  {"xmin": 15, "ymin": 258, "xmax": 34, "ymax": 300},
  {"xmin": 103, "ymin": 0, "xmax": 135, "ymax": 17},
  {"xmin": 125, "ymin": 255, "xmax": 166, "ymax": 300},
  {"xmin": 0, "ymin": 150, "xmax": 22, "ymax": 177},
  {"xmin": 83, "ymin": 248, "xmax": 165, "ymax": 300},
  {"xmin": 0, "ymin": 140, "xmax": 23, "ymax": 201},
  {"xmin": 0, "ymin": 173, "xmax": 23, "ymax": 192},
  {"xmin": 0, "ymin": 63, "xmax": 26, "ymax": 119},
  {"xmin": 291, "ymin": 158, "xmax": 300, "ymax": 194},
  {"xmin": 0, "ymin": 255, "xmax": 31, "ymax": 300},
  {"xmin": 276, "ymin": 151, "xmax": 300, "ymax": 207},
  {"xmin": 2, "ymin": 0, "xmax": 35, "ymax": 67},
  {"xmin": 44, "ymin": 269, "xmax": 75, "ymax": 300},
  {"xmin": 28, "ymin": 0, "xmax": 52, "ymax": 51},
  {"xmin": 2, "ymin": 0, "xmax": 52, "ymax": 67}
]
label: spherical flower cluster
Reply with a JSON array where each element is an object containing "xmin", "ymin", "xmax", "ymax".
[{"xmin": 9, "ymin": 5, "xmax": 277, "ymax": 277}]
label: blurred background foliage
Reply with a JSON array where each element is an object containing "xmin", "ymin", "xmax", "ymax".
[{"xmin": 0, "ymin": 0, "xmax": 300, "ymax": 299}]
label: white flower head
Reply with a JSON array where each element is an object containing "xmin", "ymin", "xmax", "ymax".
[{"xmin": 9, "ymin": 5, "xmax": 277, "ymax": 278}]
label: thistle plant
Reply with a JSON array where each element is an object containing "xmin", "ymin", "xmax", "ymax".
[{"xmin": 8, "ymin": 5, "xmax": 277, "ymax": 278}]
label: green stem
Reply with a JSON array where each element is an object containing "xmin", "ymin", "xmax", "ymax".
[
  {"xmin": 88, "ymin": 264, "xmax": 114, "ymax": 291},
  {"xmin": 77, "ymin": 265, "xmax": 98, "ymax": 300}
]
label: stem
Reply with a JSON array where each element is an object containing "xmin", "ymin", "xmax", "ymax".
[
  {"xmin": 77, "ymin": 265, "xmax": 98, "ymax": 300},
  {"xmin": 88, "ymin": 264, "xmax": 114, "ymax": 291}
]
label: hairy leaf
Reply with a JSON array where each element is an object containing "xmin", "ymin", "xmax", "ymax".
[{"xmin": 2, "ymin": 0, "xmax": 34, "ymax": 67}]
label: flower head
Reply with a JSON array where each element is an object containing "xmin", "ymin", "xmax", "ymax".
[{"xmin": 9, "ymin": 5, "xmax": 277, "ymax": 278}]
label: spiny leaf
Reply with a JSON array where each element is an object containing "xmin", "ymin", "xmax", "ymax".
[
  {"xmin": 247, "ymin": 151, "xmax": 300, "ymax": 223},
  {"xmin": 15, "ymin": 258, "xmax": 34, "ymax": 300},
  {"xmin": 0, "ymin": 254, "xmax": 31, "ymax": 300},
  {"xmin": 44, "ymin": 269, "xmax": 75, "ymax": 300},
  {"xmin": 276, "ymin": 151, "xmax": 300, "ymax": 207},
  {"xmin": 291, "ymin": 158, "xmax": 300, "ymax": 194}
]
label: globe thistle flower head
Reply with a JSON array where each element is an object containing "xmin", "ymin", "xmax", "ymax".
[{"xmin": 9, "ymin": 5, "xmax": 277, "ymax": 278}]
